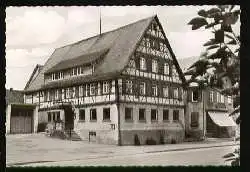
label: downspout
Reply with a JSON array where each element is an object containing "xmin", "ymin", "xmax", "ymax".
[
  {"xmin": 115, "ymin": 79, "xmax": 121, "ymax": 146},
  {"xmin": 202, "ymin": 90, "xmax": 205, "ymax": 140}
]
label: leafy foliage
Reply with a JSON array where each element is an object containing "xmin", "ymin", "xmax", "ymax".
[{"xmin": 187, "ymin": 5, "xmax": 240, "ymax": 166}]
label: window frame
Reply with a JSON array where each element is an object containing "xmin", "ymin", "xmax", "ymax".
[
  {"xmin": 152, "ymin": 59, "xmax": 158, "ymax": 73},
  {"xmin": 90, "ymin": 83, "xmax": 96, "ymax": 96},
  {"xmin": 103, "ymin": 81, "xmax": 110, "ymax": 94},
  {"xmin": 139, "ymin": 82, "xmax": 146, "ymax": 95},
  {"xmin": 192, "ymin": 90, "xmax": 199, "ymax": 102},
  {"xmin": 152, "ymin": 85, "xmax": 158, "ymax": 97},
  {"xmin": 151, "ymin": 109, "xmax": 158, "ymax": 122},
  {"xmin": 125, "ymin": 107, "xmax": 133, "ymax": 122},
  {"xmin": 90, "ymin": 109, "xmax": 97, "ymax": 122},
  {"xmin": 126, "ymin": 80, "xmax": 133, "ymax": 94},
  {"xmin": 173, "ymin": 110, "xmax": 179, "ymax": 122},
  {"xmin": 139, "ymin": 108, "xmax": 146, "ymax": 122},
  {"xmin": 164, "ymin": 63, "xmax": 170, "ymax": 75},
  {"xmin": 173, "ymin": 88, "xmax": 179, "ymax": 99},
  {"xmin": 140, "ymin": 57, "xmax": 146, "ymax": 70},
  {"xmin": 163, "ymin": 109, "xmax": 169, "ymax": 122},
  {"xmin": 209, "ymin": 91, "xmax": 214, "ymax": 102},
  {"xmin": 103, "ymin": 108, "xmax": 111, "ymax": 122},
  {"xmin": 163, "ymin": 86, "xmax": 169, "ymax": 98},
  {"xmin": 79, "ymin": 109, "xmax": 85, "ymax": 121}
]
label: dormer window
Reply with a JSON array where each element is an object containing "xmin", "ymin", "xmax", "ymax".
[{"xmin": 103, "ymin": 81, "xmax": 110, "ymax": 94}]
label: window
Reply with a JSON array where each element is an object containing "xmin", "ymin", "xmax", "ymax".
[
  {"xmin": 77, "ymin": 67, "xmax": 81, "ymax": 75},
  {"xmin": 192, "ymin": 90, "xmax": 199, "ymax": 102},
  {"xmin": 126, "ymin": 80, "xmax": 133, "ymax": 94},
  {"xmin": 217, "ymin": 92, "xmax": 220, "ymax": 102},
  {"xmin": 173, "ymin": 88, "xmax": 178, "ymax": 99},
  {"xmin": 152, "ymin": 85, "xmax": 158, "ymax": 96},
  {"xmin": 140, "ymin": 57, "xmax": 146, "ymax": 70},
  {"xmin": 228, "ymin": 96, "xmax": 232, "ymax": 104},
  {"xmin": 79, "ymin": 86, "xmax": 84, "ymax": 97},
  {"xmin": 90, "ymin": 84, "xmax": 96, "ymax": 96},
  {"xmin": 163, "ymin": 87, "xmax": 169, "ymax": 97},
  {"xmin": 152, "ymin": 60, "xmax": 158, "ymax": 73},
  {"xmin": 221, "ymin": 94, "xmax": 224, "ymax": 103},
  {"xmin": 209, "ymin": 91, "xmax": 214, "ymax": 102},
  {"xmin": 163, "ymin": 109, "xmax": 169, "ymax": 121},
  {"xmin": 59, "ymin": 72, "xmax": 64, "ymax": 79},
  {"xmin": 103, "ymin": 108, "xmax": 110, "ymax": 121},
  {"xmin": 66, "ymin": 88, "xmax": 70, "ymax": 98},
  {"xmin": 139, "ymin": 82, "xmax": 146, "ymax": 95},
  {"xmin": 79, "ymin": 109, "xmax": 85, "ymax": 121},
  {"xmin": 55, "ymin": 89, "xmax": 59, "ymax": 100},
  {"xmin": 52, "ymin": 113, "xmax": 56, "ymax": 121},
  {"xmin": 191, "ymin": 112, "xmax": 199, "ymax": 128},
  {"xmin": 173, "ymin": 110, "xmax": 179, "ymax": 121},
  {"xmin": 151, "ymin": 109, "xmax": 158, "ymax": 121},
  {"xmin": 72, "ymin": 87, "xmax": 76, "ymax": 98},
  {"xmin": 164, "ymin": 63, "xmax": 169, "ymax": 75},
  {"xmin": 48, "ymin": 112, "xmax": 51, "ymax": 122},
  {"xmin": 139, "ymin": 109, "xmax": 146, "ymax": 121},
  {"xmin": 125, "ymin": 108, "xmax": 133, "ymax": 121},
  {"xmin": 71, "ymin": 67, "xmax": 77, "ymax": 76},
  {"xmin": 103, "ymin": 81, "xmax": 109, "ymax": 94},
  {"xmin": 56, "ymin": 112, "xmax": 60, "ymax": 121},
  {"xmin": 90, "ymin": 109, "xmax": 97, "ymax": 121}
]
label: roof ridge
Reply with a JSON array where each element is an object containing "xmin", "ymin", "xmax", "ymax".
[{"xmin": 57, "ymin": 15, "xmax": 156, "ymax": 49}]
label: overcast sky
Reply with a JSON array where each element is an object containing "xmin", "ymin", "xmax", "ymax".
[{"xmin": 6, "ymin": 6, "xmax": 240, "ymax": 90}]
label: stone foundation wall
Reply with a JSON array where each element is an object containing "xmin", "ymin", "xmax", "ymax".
[{"xmin": 120, "ymin": 129, "xmax": 184, "ymax": 145}]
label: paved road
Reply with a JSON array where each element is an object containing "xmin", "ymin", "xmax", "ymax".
[{"xmin": 21, "ymin": 145, "xmax": 234, "ymax": 166}]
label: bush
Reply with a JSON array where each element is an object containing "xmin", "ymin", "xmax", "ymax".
[
  {"xmin": 159, "ymin": 135, "xmax": 165, "ymax": 144},
  {"xmin": 37, "ymin": 122, "xmax": 47, "ymax": 132},
  {"xmin": 171, "ymin": 138, "xmax": 177, "ymax": 144},
  {"xmin": 134, "ymin": 134, "xmax": 140, "ymax": 146},
  {"xmin": 50, "ymin": 130, "xmax": 66, "ymax": 140},
  {"xmin": 145, "ymin": 138, "xmax": 157, "ymax": 145}
]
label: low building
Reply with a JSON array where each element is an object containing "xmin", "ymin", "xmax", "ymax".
[{"xmin": 6, "ymin": 88, "xmax": 38, "ymax": 134}]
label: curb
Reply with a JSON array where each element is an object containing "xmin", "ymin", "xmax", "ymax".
[{"xmin": 146, "ymin": 143, "xmax": 239, "ymax": 154}]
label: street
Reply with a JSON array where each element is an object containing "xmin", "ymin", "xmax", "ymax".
[
  {"xmin": 21, "ymin": 146, "xmax": 235, "ymax": 166},
  {"xmin": 7, "ymin": 133, "xmax": 237, "ymax": 167}
]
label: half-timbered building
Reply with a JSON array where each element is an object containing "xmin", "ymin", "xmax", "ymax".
[{"xmin": 24, "ymin": 15, "xmax": 187, "ymax": 145}]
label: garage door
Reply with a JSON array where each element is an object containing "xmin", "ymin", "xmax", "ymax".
[{"xmin": 10, "ymin": 108, "xmax": 33, "ymax": 134}]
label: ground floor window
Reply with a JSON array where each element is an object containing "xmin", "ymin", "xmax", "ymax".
[
  {"xmin": 79, "ymin": 109, "xmax": 85, "ymax": 121},
  {"xmin": 151, "ymin": 109, "xmax": 158, "ymax": 121},
  {"xmin": 163, "ymin": 109, "xmax": 169, "ymax": 121},
  {"xmin": 191, "ymin": 112, "xmax": 199, "ymax": 128},
  {"xmin": 125, "ymin": 108, "xmax": 133, "ymax": 121},
  {"xmin": 139, "ymin": 108, "xmax": 146, "ymax": 121},
  {"xmin": 47, "ymin": 111, "xmax": 60, "ymax": 122},
  {"xmin": 103, "ymin": 108, "xmax": 111, "ymax": 121},
  {"xmin": 173, "ymin": 110, "xmax": 179, "ymax": 122},
  {"xmin": 90, "ymin": 109, "xmax": 97, "ymax": 121}
]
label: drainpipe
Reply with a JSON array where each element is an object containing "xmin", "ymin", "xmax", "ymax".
[
  {"xmin": 202, "ymin": 90, "xmax": 205, "ymax": 140},
  {"xmin": 115, "ymin": 79, "xmax": 121, "ymax": 146}
]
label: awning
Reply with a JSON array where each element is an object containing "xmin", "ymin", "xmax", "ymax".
[{"xmin": 208, "ymin": 111, "xmax": 236, "ymax": 127}]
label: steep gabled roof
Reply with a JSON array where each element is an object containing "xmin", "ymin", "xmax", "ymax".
[
  {"xmin": 24, "ymin": 64, "xmax": 43, "ymax": 90},
  {"xmin": 6, "ymin": 89, "xmax": 24, "ymax": 105},
  {"xmin": 25, "ymin": 15, "xmax": 186, "ymax": 92}
]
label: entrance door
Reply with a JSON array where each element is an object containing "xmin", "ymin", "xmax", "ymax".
[
  {"xmin": 64, "ymin": 105, "xmax": 74, "ymax": 130},
  {"xmin": 10, "ymin": 108, "xmax": 33, "ymax": 134}
]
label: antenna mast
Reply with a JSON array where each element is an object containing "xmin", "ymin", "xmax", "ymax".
[{"xmin": 99, "ymin": 7, "xmax": 102, "ymax": 35}]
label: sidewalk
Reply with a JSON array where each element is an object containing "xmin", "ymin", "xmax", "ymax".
[{"xmin": 7, "ymin": 136, "xmax": 238, "ymax": 167}]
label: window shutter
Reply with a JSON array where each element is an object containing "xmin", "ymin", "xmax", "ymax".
[
  {"xmin": 178, "ymin": 88, "xmax": 182, "ymax": 100},
  {"xmin": 59, "ymin": 89, "xmax": 62, "ymax": 100},
  {"xmin": 135, "ymin": 57, "xmax": 140, "ymax": 69},
  {"xmin": 213, "ymin": 91, "xmax": 217, "ymax": 103},
  {"xmin": 75, "ymin": 86, "xmax": 79, "ymax": 98},
  {"xmin": 198, "ymin": 90, "xmax": 202, "ymax": 101},
  {"xmin": 188, "ymin": 90, "xmax": 192, "ymax": 101},
  {"xmin": 122, "ymin": 80, "xmax": 126, "ymax": 95},
  {"xmin": 169, "ymin": 87, "xmax": 173, "ymax": 98},
  {"xmin": 147, "ymin": 58, "xmax": 152, "ymax": 72}
]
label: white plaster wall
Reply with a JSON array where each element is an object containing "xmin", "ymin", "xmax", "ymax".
[
  {"xmin": 74, "ymin": 104, "xmax": 119, "ymax": 143},
  {"xmin": 119, "ymin": 103, "xmax": 185, "ymax": 131}
]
